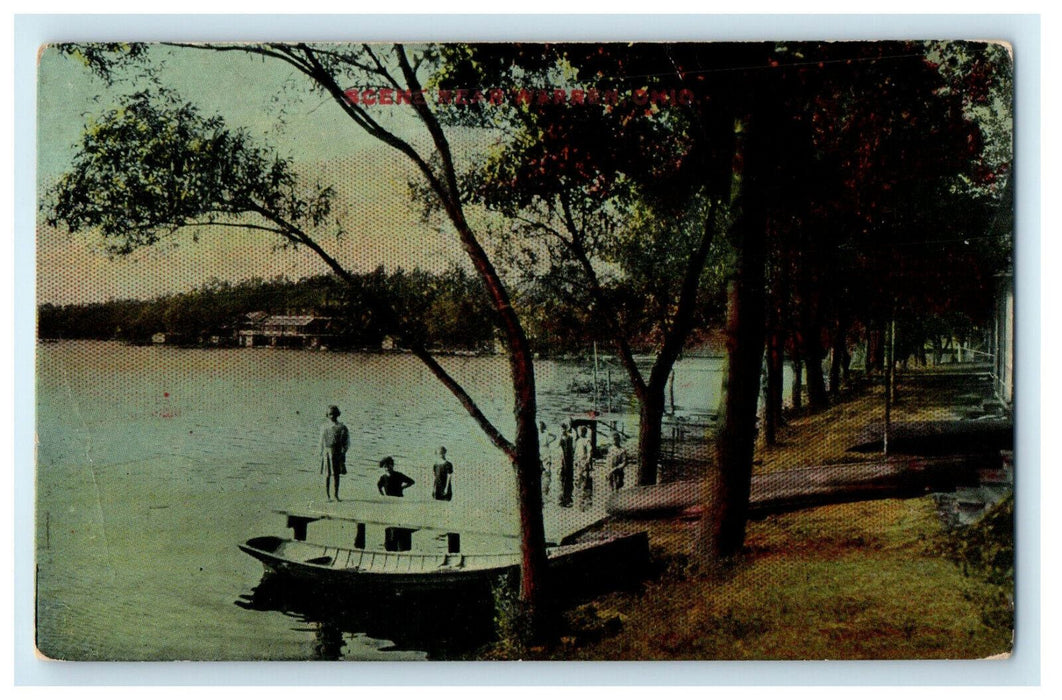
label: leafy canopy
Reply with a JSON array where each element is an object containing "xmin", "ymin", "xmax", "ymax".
[{"xmin": 45, "ymin": 89, "xmax": 337, "ymax": 255}]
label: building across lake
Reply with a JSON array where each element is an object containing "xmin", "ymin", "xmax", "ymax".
[{"xmin": 238, "ymin": 314, "xmax": 337, "ymax": 349}]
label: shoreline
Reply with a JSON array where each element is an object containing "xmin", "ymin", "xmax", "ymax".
[{"xmin": 487, "ymin": 365, "xmax": 1013, "ymax": 660}]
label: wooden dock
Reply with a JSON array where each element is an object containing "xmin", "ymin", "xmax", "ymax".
[
  {"xmin": 848, "ymin": 418, "xmax": 1012, "ymax": 456},
  {"xmin": 544, "ymin": 499, "xmax": 612, "ymax": 544},
  {"xmin": 605, "ymin": 453, "xmax": 1007, "ymax": 520},
  {"xmin": 278, "ymin": 493, "xmax": 613, "ymax": 547}
]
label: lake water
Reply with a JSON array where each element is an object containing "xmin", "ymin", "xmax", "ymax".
[{"xmin": 35, "ymin": 341, "xmax": 736, "ymax": 660}]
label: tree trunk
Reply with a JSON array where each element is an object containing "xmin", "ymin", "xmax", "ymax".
[
  {"xmin": 791, "ymin": 355, "xmax": 803, "ymax": 411},
  {"xmin": 512, "ymin": 407, "xmax": 550, "ymax": 636},
  {"xmin": 566, "ymin": 196, "xmax": 719, "ymax": 489},
  {"xmin": 797, "ymin": 292, "xmax": 828, "ymax": 411},
  {"xmin": 700, "ymin": 176, "xmax": 768, "ymax": 561},
  {"xmin": 828, "ymin": 318, "xmax": 847, "ymax": 396},
  {"xmin": 765, "ymin": 326, "xmax": 784, "ymax": 445},
  {"xmin": 696, "ymin": 101, "xmax": 776, "ymax": 563},
  {"xmin": 867, "ymin": 327, "xmax": 885, "ymax": 374},
  {"xmin": 804, "ymin": 336, "xmax": 828, "ymax": 410},
  {"xmin": 636, "ymin": 389, "xmax": 667, "ymax": 486},
  {"xmin": 828, "ymin": 348, "xmax": 841, "ymax": 396},
  {"xmin": 704, "ymin": 265, "xmax": 767, "ymax": 559}
]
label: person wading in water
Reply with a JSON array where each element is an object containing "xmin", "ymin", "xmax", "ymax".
[
  {"xmin": 377, "ymin": 456, "xmax": 415, "ymax": 497},
  {"xmin": 319, "ymin": 405, "xmax": 349, "ymax": 501},
  {"xmin": 558, "ymin": 422, "xmax": 575, "ymax": 508},
  {"xmin": 432, "ymin": 446, "xmax": 454, "ymax": 501}
]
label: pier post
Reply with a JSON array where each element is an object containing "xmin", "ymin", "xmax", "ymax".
[
  {"xmin": 354, "ymin": 522, "xmax": 366, "ymax": 549},
  {"xmin": 286, "ymin": 515, "xmax": 311, "ymax": 541}
]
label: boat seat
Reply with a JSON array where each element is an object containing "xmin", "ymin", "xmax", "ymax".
[{"xmin": 304, "ymin": 555, "xmax": 332, "ymax": 566}]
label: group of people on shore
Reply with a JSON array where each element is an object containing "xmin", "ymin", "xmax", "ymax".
[
  {"xmin": 541, "ymin": 420, "xmax": 628, "ymax": 511},
  {"xmin": 319, "ymin": 405, "xmax": 628, "ymax": 509},
  {"xmin": 318, "ymin": 405, "xmax": 453, "ymax": 502}
]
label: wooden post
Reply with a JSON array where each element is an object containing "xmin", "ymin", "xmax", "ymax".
[
  {"xmin": 286, "ymin": 515, "xmax": 314, "ymax": 542},
  {"xmin": 354, "ymin": 522, "xmax": 366, "ymax": 549},
  {"xmin": 384, "ymin": 527, "xmax": 414, "ymax": 552},
  {"xmin": 669, "ymin": 370, "xmax": 676, "ymax": 415},
  {"xmin": 884, "ymin": 317, "xmax": 895, "ymax": 458},
  {"xmin": 607, "ymin": 368, "xmax": 613, "ymax": 413},
  {"xmin": 592, "ymin": 342, "xmax": 599, "ymax": 414}
]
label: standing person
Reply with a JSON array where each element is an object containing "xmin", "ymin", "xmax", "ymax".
[
  {"xmin": 605, "ymin": 432, "xmax": 629, "ymax": 492},
  {"xmin": 539, "ymin": 421, "xmax": 557, "ymax": 498},
  {"xmin": 432, "ymin": 446, "xmax": 454, "ymax": 501},
  {"xmin": 319, "ymin": 405, "xmax": 349, "ymax": 502},
  {"xmin": 377, "ymin": 456, "xmax": 415, "ymax": 497},
  {"xmin": 539, "ymin": 421, "xmax": 558, "ymax": 451},
  {"xmin": 558, "ymin": 423, "xmax": 575, "ymax": 508},
  {"xmin": 575, "ymin": 425, "xmax": 594, "ymax": 510}
]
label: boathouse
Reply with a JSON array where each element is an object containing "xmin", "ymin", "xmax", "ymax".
[{"xmin": 239, "ymin": 314, "xmax": 336, "ymax": 348}]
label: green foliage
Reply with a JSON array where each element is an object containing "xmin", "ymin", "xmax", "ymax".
[
  {"xmin": 934, "ymin": 494, "xmax": 1014, "ymax": 630},
  {"xmin": 37, "ymin": 299, "xmax": 156, "ymax": 344},
  {"xmin": 53, "ymin": 43, "xmax": 152, "ymax": 85},
  {"xmin": 37, "ymin": 269, "xmax": 499, "ymax": 351},
  {"xmin": 612, "ymin": 193, "xmax": 732, "ymax": 340},
  {"xmin": 938, "ymin": 495, "xmax": 1014, "ymax": 585},
  {"xmin": 489, "ymin": 573, "xmax": 533, "ymax": 656},
  {"xmin": 371, "ymin": 265, "xmax": 498, "ymax": 351},
  {"xmin": 45, "ymin": 89, "xmax": 338, "ymax": 256}
]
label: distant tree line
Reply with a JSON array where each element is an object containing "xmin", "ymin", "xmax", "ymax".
[
  {"xmin": 39, "ymin": 265, "xmax": 695, "ymax": 355},
  {"xmin": 38, "ymin": 267, "xmax": 495, "ymax": 351}
]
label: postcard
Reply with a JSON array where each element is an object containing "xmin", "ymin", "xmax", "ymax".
[{"xmin": 34, "ymin": 40, "xmax": 1014, "ymax": 661}]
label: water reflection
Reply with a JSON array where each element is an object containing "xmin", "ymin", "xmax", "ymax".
[
  {"xmin": 311, "ymin": 619, "xmax": 346, "ymax": 660},
  {"xmin": 236, "ymin": 573, "xmax": 497, "ymax": 659}
]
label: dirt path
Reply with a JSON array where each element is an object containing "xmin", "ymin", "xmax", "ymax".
[{"xmin": 663, "ymin": 366, "xmax": 1002, "ymax": 480}]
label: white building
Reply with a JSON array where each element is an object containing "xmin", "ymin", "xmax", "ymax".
[{"xmin": 990, "ymin": 271, "xmax": 1014, "ymax": 407}]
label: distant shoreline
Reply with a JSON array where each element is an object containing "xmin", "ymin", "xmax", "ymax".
[{"xmin": 34, "ymin": 338, "xmax": 728, "ymax": 362}]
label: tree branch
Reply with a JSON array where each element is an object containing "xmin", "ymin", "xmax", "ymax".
[
  {"xmin": 293, "ymin": 44, "xmax": 452, "ymax": 202},
  {"xmin": 245, "ymin": 202, "xmax": 517, "ymax": 457},
  {"xmin": 165, "ymin": 42, "xmax": 313, "ymax": 78},
  {"xmin": 407, "ymin": 346, "xmax": 517, "ymax": 460},
  {"xmin": 558, "ymin": 192, "xmax": 648, "ymax": 398},
  {"xmin": 362, "ymin": 44, "xmax": 405, "ymax": 92},
  {"xmin": 149, "ymin": 41, "xmax": 527, "ymax": 465},
  {"xmin": 394, "ymin": 45, "xmax": 461, "ymax": 203},
  {"xmin": 650, "ymin": 195, "xmax": 721, "ymax": 389},
  {"xmin": 171, "ymin": 220, "xmax": 290, "ymax": 236}
]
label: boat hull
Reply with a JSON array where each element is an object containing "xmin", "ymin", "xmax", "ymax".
[{"xmin": 239, "ymin": 531, "xmax": 649, "ymax": 597}]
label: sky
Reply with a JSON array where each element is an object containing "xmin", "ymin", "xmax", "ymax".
[{"xmin": 36, "ymin": 44, "xmax": 476, "ymax": 305}]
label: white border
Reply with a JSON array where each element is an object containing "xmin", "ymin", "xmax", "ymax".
[{"xmin": 11, "ymin": 12, "xmax": 1045, "ymax": 688}]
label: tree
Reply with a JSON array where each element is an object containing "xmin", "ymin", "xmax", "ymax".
[
  {"xmin": 745, "ymin": 41, "xmax": 1012, "ymax": 432},
  {"xmin": 436, "ymin": 43, "xmax": 740, "ymax": 487},
  {"xmin": 45, "ymin": 43, "xmax": 553, "ymax": 637},
  {"xmin": 434, "ymin": 42, "xmax": 814, "ymax": 560}
]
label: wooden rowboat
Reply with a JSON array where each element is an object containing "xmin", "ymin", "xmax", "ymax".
[
  {"xmin": 240, "ymin": 509, "xmax": 649, "ymax": 596},
  {"xmin": 240, "ymin": 533, "xmax": 648, "ymax": 594}
]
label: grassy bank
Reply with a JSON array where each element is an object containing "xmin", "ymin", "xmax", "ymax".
[
  {"xmin": 530, "ymin": 498, "xmax": 1011, "ymax": 659},
  {"xmin": 483, "ymin": 370, "xmax": 1013, "ymax": 660}
]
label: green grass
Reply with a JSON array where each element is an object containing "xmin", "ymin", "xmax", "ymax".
[
  {"xmin": 478, "ymin": 372, "xmax": 1013, "ymax": 660},
  {"xmin": 507, "ymin": 498, "xmax": 1012, "ymax": 660}
]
